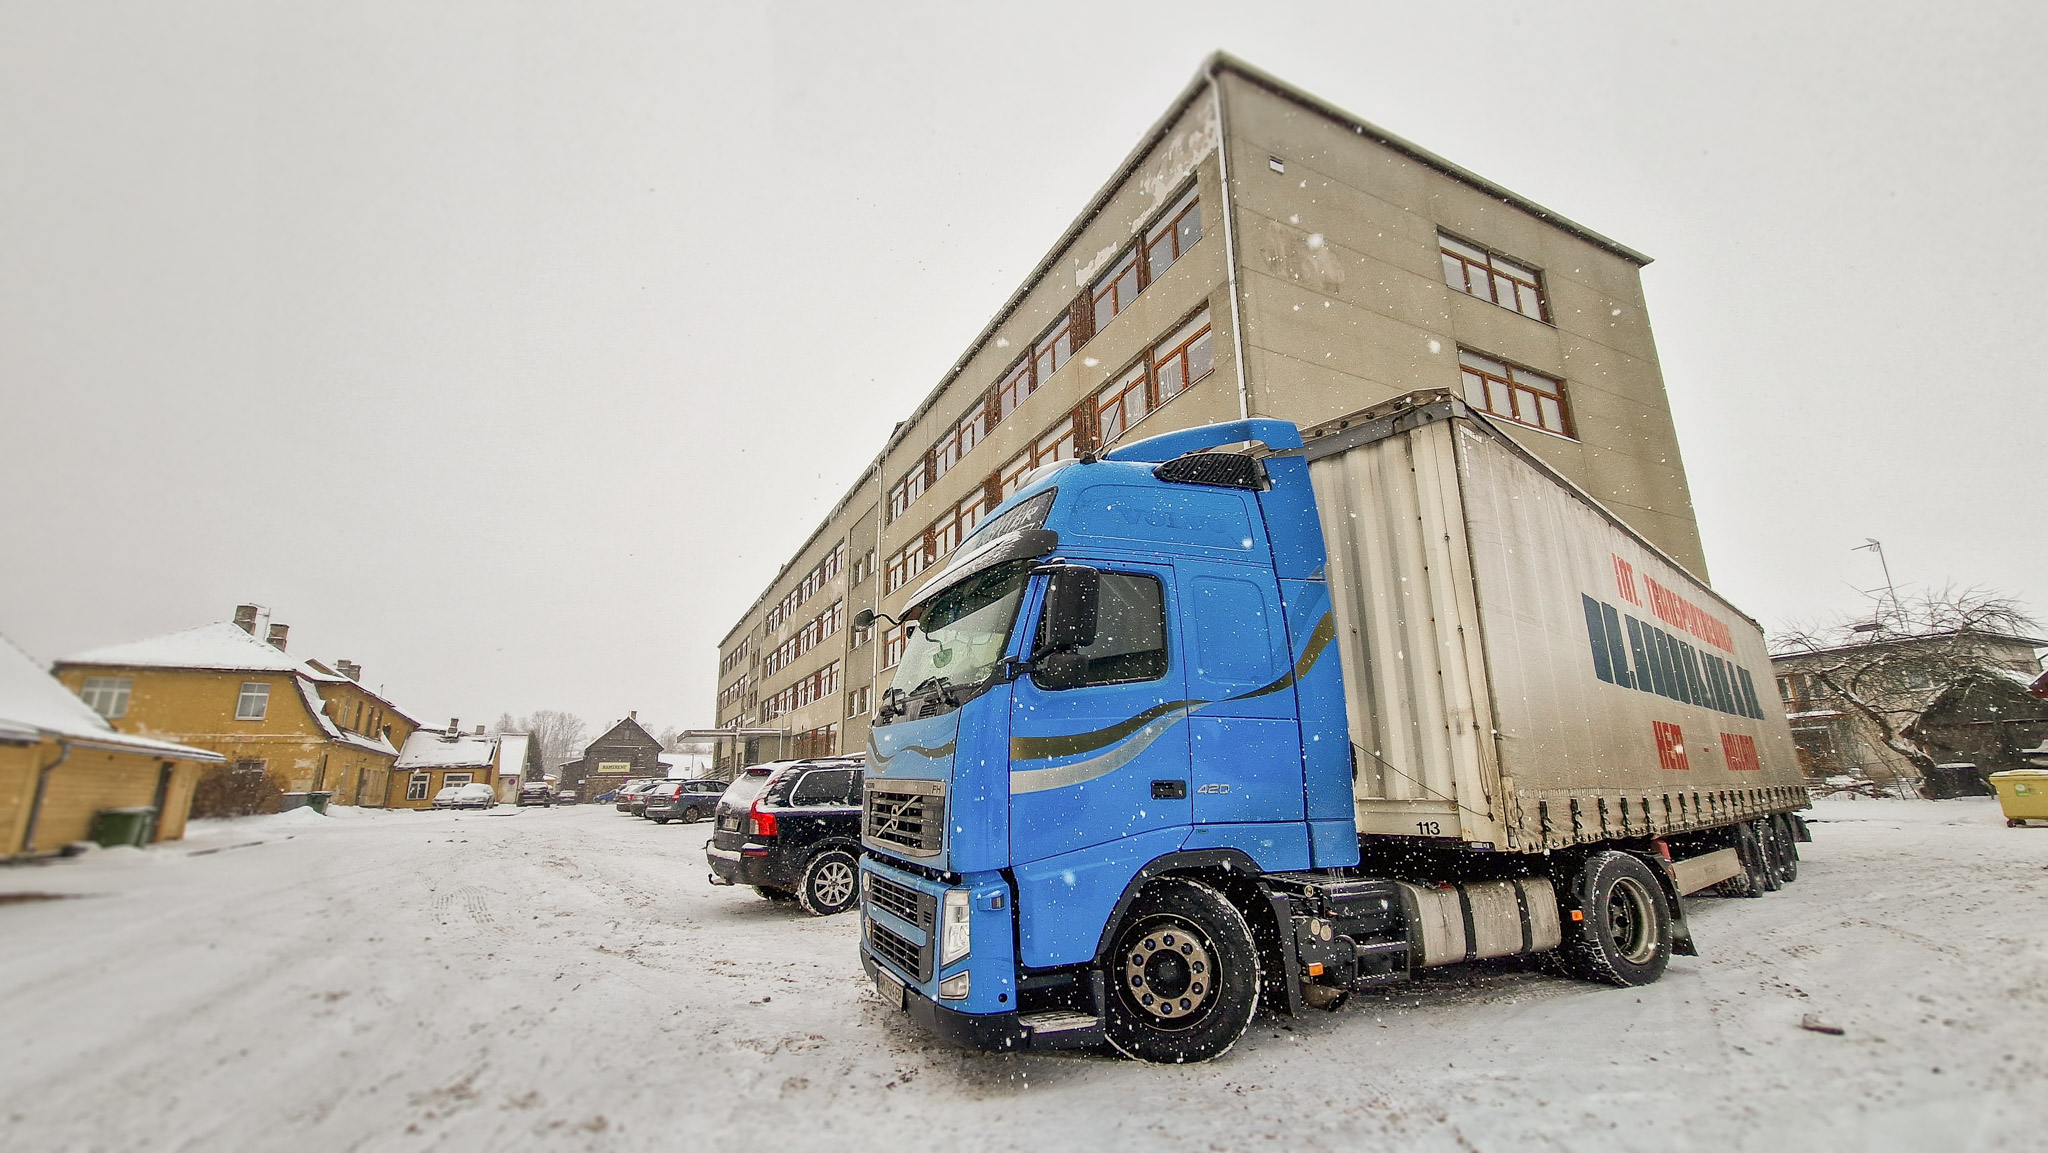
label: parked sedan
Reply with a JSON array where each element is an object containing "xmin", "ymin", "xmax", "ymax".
[
  {"xmin": 645, "ymin": 779, "xmax": 726, "ymax": 825},
  {"xmin": 431, "ymin": 782, "xmax": 498, "ymax": 810},
  {"xmin": 613, "ymin": 779, "xmax": 662, "ymax": 813},
  {"xmin": 705, "ymin": 757, "xmax": 864, "ymax": 915},
  {"xmin": 516, "ymin": 783, "xmax": 555, "ymax": 807}
]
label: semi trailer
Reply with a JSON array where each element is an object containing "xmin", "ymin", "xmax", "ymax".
[{"xmin": 854, "ymin": 389, "xmax": 1809, "ymax": 1063}]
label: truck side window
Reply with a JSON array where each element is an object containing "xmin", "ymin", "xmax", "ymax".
[
  {"xmin": 1035, "ymin": 572, "xmax": 1168, "ymax": 689},
  {"xmin": 791, "ymin": 769, "xmax": 854, "ymax": 806}
]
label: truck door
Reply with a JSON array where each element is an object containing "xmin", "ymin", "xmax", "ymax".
[
  {"xmin": 1008, "ymin": 564, "xmax": 1190, "ymax": 864},
  {"xmin": 1178, "ymin": 559, "xmax": 1303, "ymax": 826}
]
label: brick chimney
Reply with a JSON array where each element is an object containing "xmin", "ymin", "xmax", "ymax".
[
  {"xmin": 267, "ymin": 624, "xmax": 289, "ymax": 651},
  {"xmin": 234, "ymin": 604, "xmax": 260, "ymax": 634},
  {"xmin": 474, "ymin": 724, "xmax": 484, "ymax": 736},
  {"xmin": 336, "ymin": 660, "xmax": 361, "ymax": 681},
  {"xmin": 448, "ymin": 717, "xmax": 460, "ymax": 736}
]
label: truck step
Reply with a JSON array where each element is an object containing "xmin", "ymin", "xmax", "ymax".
[{"xmin": 1019, "ymin": 1010, "xmax": 1100, "ymax": 1034}]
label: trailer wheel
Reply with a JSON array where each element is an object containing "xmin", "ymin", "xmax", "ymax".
[
  {"xmin": 1769, "ymin": 814, "xmax": 1799, "ymax": 885},
  {"xmin": 1715, "ymin": 822, "xmax": 1769, "ymax": 898},
  {"xmin": 1758, "ymin": 820, "xmax": 1785, "ymax": 892},
  {"xmin": 1104, "ymin": 878, "xmax": 1261, "ymax": 1063},
  {"xmin": 1561, "ymin": 852, "xmax": 1672, "ymax": 987}
]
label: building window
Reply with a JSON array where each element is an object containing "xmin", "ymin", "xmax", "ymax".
[
  {"xmin": 406, "ymin": 772, "xmax": 430, "ymax": 801},
  {"xmin": 1145, "ymin": 188, "xmax": 1203, "ymax": 281},
  {"xmin": 882, "ymin": 622, "xmax": 910, "ymax": 669},
  {"xmin": 933, "ymin": 403, "xmax": 984, "ymax": 482},
  {"xmin": 887, "ymin": 467, "xmax": 928, "ymax": 522},
  {"xmin": 849, "ymin": 550, "xmax": 876, "ymax": 586},
  {"xmin": 884, "ymin": 537, "xmax": 931, "ymax": 595},
  {"xmin": 993, "ymin": 358, "xmax": 1033, "ymax": 425},
  {"xmin": 1458, "ymin": 350, "xmax": 1571, "ymax": 437},
  {"xmin": 79, "ymin": 676, "xmax": 132, "ymax": 719},
  {"xmin": 846, "ymin": 685, "xmax": 873, "ymax": 717},
  {"xmin": 1440, "ymin": 234, "xmax": 1547, "ymax": 322},
  {"xmin": 1092, "ymin": 250, "xmax": 1141, "ymax": 334},
  {"xmin": 235, "ymin": 681, "xmax": 270, "ymax": 721},
  {"xmin": 1094, "ymin": 363, "xmax": 1152, "ymax": 447},
  {"xmin": 444, "ymin": 772, "xmax": 472, "ymax": 788},
  {"xmin": 1033, "ymin": 316, "xmax": 1073, "ymax": 386},
  {"xmin": 1151, "ymin": 311, "xmax": 1213, "ymax": 402}
]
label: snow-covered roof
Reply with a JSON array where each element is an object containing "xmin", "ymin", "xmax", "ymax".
[
  {"xmin": 0, "ymin": 634, "xmax": 223, "ymax": 762},
  {"xmin": 395, "ymin": 728, "xmax": 498, "ymax": 770},
  {"xmin": 497, "ymin": 734, "xmax": 532, "ymax": 778},
  {"xmin": 62, "ymin": 621, "xmax": 318, "ymax": 675}
]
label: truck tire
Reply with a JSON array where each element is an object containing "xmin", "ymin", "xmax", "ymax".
[
  {"xmin": 1757, "ymin": 819, "xmax": 1784, "ymax": 892},
  {"xmin": 1715, "ymin": 822, "xmax": 1768, "ymax": 898},
  {"xmin": 1103, "ymin": 877, "xmax": 1261, "ymax": 1064},
  {"xmin": 796, "ymin": 849, "xmax": 860, "ymax": 916},
  {"xmin": 1560, "ymin": 851, "xmax": 1672, "ymax": 987},
  {"xmin": 1769, "ymin": 814, "xmax": 1799, "ymax": 885}
]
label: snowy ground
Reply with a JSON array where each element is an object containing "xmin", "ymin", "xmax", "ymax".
[{"xmin": 3, "ymin": 797, "xmax": 2044, "ymax": 1153}]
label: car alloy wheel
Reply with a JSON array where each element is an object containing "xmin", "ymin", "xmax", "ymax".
[{"xmin": 797, "ymin": 849, "xmax": 860, "ymax": 916}]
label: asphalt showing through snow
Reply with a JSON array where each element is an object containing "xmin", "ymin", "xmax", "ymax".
[{"xmin": 2, "ymin": 797, "xmax": 2043, "ymax": 1152}]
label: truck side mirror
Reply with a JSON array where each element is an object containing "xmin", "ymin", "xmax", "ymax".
[
  {"xmin": 1038, "ymin": 566, "xmax": 1100, "ymax": 654},
  {"xmin": 852, "ymin": 608, "xmax": 876, "ymax": 632}
]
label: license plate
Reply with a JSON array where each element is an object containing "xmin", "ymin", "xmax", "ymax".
[{"xmin": 874, "ymin": 967, "xmax": 905, "ymax": 1010}]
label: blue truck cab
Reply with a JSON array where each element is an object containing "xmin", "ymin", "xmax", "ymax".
[
  {"xmin": 856, "ymin": 399, "xmax": 1806, "ymax": 1062},
  {"xmin": 857, "ymin": 417, "xmax": 1363, "ymax": 1061}
]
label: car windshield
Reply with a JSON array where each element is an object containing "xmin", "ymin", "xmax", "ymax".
[{"xmin": 888, "ymin": 561, "xmax": 1030, "ymax": 697}]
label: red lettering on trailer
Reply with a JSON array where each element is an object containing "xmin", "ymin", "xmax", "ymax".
[
  {"xmin": 1653, "ymin": 721, "xmax": 1690, "ymax": 772},
  {"xmin": 1644, "ymin": 576, "xmax": 1734, "ymax": 652},
  {"xmin": 1720, "ymin": 733, "xmax": 1761, "ymax": 772},
  {"xmin": 1612, "ymin": 555, "xmax": 1641, "ymax": 606}
]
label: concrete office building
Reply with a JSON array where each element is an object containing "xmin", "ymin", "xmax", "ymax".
[{"xmin": 712, "ymin": 54, "xmax": 1706, "ymax": 771}]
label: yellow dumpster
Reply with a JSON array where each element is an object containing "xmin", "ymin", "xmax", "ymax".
[{"xmin": 1988, "ymin": 769, "xmax": 2048, "ymax": 828}]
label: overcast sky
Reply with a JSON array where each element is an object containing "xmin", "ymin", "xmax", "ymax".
[{"xmin": 3, "ymin": 2, "xmax": 2042, "ymax": 736}]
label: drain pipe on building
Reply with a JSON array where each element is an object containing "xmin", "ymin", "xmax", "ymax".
[{"xmin": 20, "ymin": 737, "xmax": 72, "ymax": 855}]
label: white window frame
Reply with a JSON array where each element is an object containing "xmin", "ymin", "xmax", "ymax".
[
  {"xmin": 443, "ymin": 772, "xmax": 472, "ymax": 788},
  {"xmin": 235, "ymin": 681, "xmax": 271, "ymax": 721},
  {"xmin": 406, "ymin": 772, "xmax": 431, "ymax": 801},
  {"xmin": 80, "ymin": 676, "xmax": 132, "ymax": 719}
]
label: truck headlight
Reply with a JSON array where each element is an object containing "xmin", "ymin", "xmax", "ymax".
[{"xmin": 940, "ymin": 888, "xmax": 971, "ymax": 965}]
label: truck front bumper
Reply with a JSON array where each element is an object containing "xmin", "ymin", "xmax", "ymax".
[{"xmin": 860, "ymin": 946, "xmax": 1102, "ymax": 1052}]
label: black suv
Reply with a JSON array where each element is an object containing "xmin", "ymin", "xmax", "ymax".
[
  {"xmin": 705, "ymin": 757, "xmax": 863, "ymax": 916},
  {"xmin": 645, "ymin": 779, "xmax": 725, "ymax": 824}
]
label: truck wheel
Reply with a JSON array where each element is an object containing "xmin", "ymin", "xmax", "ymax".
[
  {"xmin": 1561, "ymin": 851, "xmax": 1671, "ymax": 987},
  {"xmin": 1769, "ymin": 815, "xmax": 1799, "ymax": 885},
  {"xmin": 1757, "ymin": 820, "xmax": 1784, "ymax": 892},
  {"xmin": 796, "ymin": 849, "xmax": 860, "ymax": 916},
  {"xmin": 681, "ymin": 806, "xmax": 702, "ymax": 824},
  {"xmin": 1103, "ymin": 877, "xmax": 1261, "ymax": 1064},
  {"xmin": 1715, "ymin": 822, "xmax": 1768, "ymax": 898}
]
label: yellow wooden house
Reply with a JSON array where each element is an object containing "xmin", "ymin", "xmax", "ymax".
[
  {"xmin": 51, "ymin": 606, "xmax": 421, "ymax": 811},
  {"xmin": 3, "ymin": 633, "xmax": 224, "ymax": 855},
  {"xmin": 388, "ymin": 723, "xmax": 499, "ymax": 809}
]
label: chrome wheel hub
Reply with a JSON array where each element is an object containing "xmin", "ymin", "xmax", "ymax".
[
  {"xmin": 815, "ymin": 861, "xmax": 856, "ymax": 907},
  {"xmin": 1122, "ymin": 918, "xmax": 1214, "ymax": 1022}
]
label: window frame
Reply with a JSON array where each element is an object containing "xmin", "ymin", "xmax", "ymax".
[
  {"xmin": 1145, "ymin": 186, "xmax": 1203, "ymax": 281},
  {"xmin": 80, "ymin": 676, "xmax": 132, "ymax": 720},
  {"xmin": 1031, "ymin": 570, "xmax": 1172, "ymax": 691},
  {"xmin": 1439, "ymin": 232, "xmax": 1550, "ymax": 324},
  {"xmin": 1457, "ymin": 349, "xmax": 1574, "ymax": 439},
  {"xmin": 234, "ymin": 681, "xmax": 271, "ymax": 721}
]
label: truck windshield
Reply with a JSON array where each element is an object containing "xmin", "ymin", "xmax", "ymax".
[{"xmin": 889, "ymin": 561, "xmax": 1030, "ymax": 698}]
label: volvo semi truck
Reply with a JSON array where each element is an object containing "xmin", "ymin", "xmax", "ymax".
[{"xmin": 854, "ymin": 389, "xmax": 1809, "ymax": 1063}]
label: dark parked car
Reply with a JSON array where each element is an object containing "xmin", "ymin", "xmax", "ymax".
[
  {"xmin": 517, "ymin": 782, "xmax": 556, "ymax": 807},
  {"xmin": 614, "ymin": 779, "xmax": 662, "ymax": 813},
  {"xmin": 646, "ymin": 779, "xmax": 726, "ymax": 825},
  {"xmin": 705, "ymin": 757, "xmax": 864, "ymax": 916}
]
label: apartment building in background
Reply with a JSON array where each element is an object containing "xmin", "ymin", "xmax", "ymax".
[{"xmin": 713, "ymin": 54, "xmax": 1708, "ymax": 770}]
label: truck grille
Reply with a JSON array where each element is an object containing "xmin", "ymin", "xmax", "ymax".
[
  {"xmin": 867, "ymin": 872, "xmax": 935, "ymax": 931},
  {"xmin": 864, "ymin": 779, "xmax": 945, "ymax": 858},
  {"xmin": 868, "ymin": 918, "xmax": 930, "ymax": 982}
]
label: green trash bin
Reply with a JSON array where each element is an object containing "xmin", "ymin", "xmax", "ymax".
[
  {"xmin": 306, "ymin": 792, "xmax": 332, "ymax": 815},
  {"xmin": 90, "ymin": 807, "xmax": 157, "ymax": 848}
]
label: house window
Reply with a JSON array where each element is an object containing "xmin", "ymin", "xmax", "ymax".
[
  {"xmin": 406, "ymin": 772, "xmax": 430, "ymax": 801},
  {"xmin": 888, "ymin": 466, "xmax": 928, "ymax": 521},
  {"xmin": 846, "ymin": 685, "xmax": 873, "ymax": 717},
  {"xmin": 1152, "ymin": 311, "xmax": 1214, "ymax": 402},
  {"xmin": 79, "ymin": 676, "xmax": 132, "ymax": 719},
  {"xmin": 993, "ymin": 358, "xmax": 1033, "ymax": 424},
  {"xmin": 1093, "ymin": 250, "xmax": 1141, "ymax": 334},
  {"xmin": 1458, "ymin": 350, "xmax": 1572, "ymax": 438},
  {"xmin": 1094, "ymin": 363, "xmax": 1152, "ymax": 447},
  {"xmin": 1440, "ymin": 234, "xmax": 1547, "ymax": 322},
  {"xmin": 933, "ymin": 403, "xmax": 984, "ymax": 482},
  {"xmin": 882, "ymin": 622, "xmax": 910, "ymax": 669},
  {"xmin": 235, "ymin": 681, "xmax": 270, "ymax": 721},
  {"xmin": 1145, "ymin": 189, "xmax": 1203, "ymax": 281},
  {"xmin": 444, "ymin": 772, "xmax": 472, "ymax": 788}
]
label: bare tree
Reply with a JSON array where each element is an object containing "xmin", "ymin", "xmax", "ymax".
[
  {"xmin": 1772, "ymin": 585, "xmax": 2040, "ymax": 781},
  {"xmin": 489, "ymin": 710, "xmax": 589, "ymax": 771}
]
